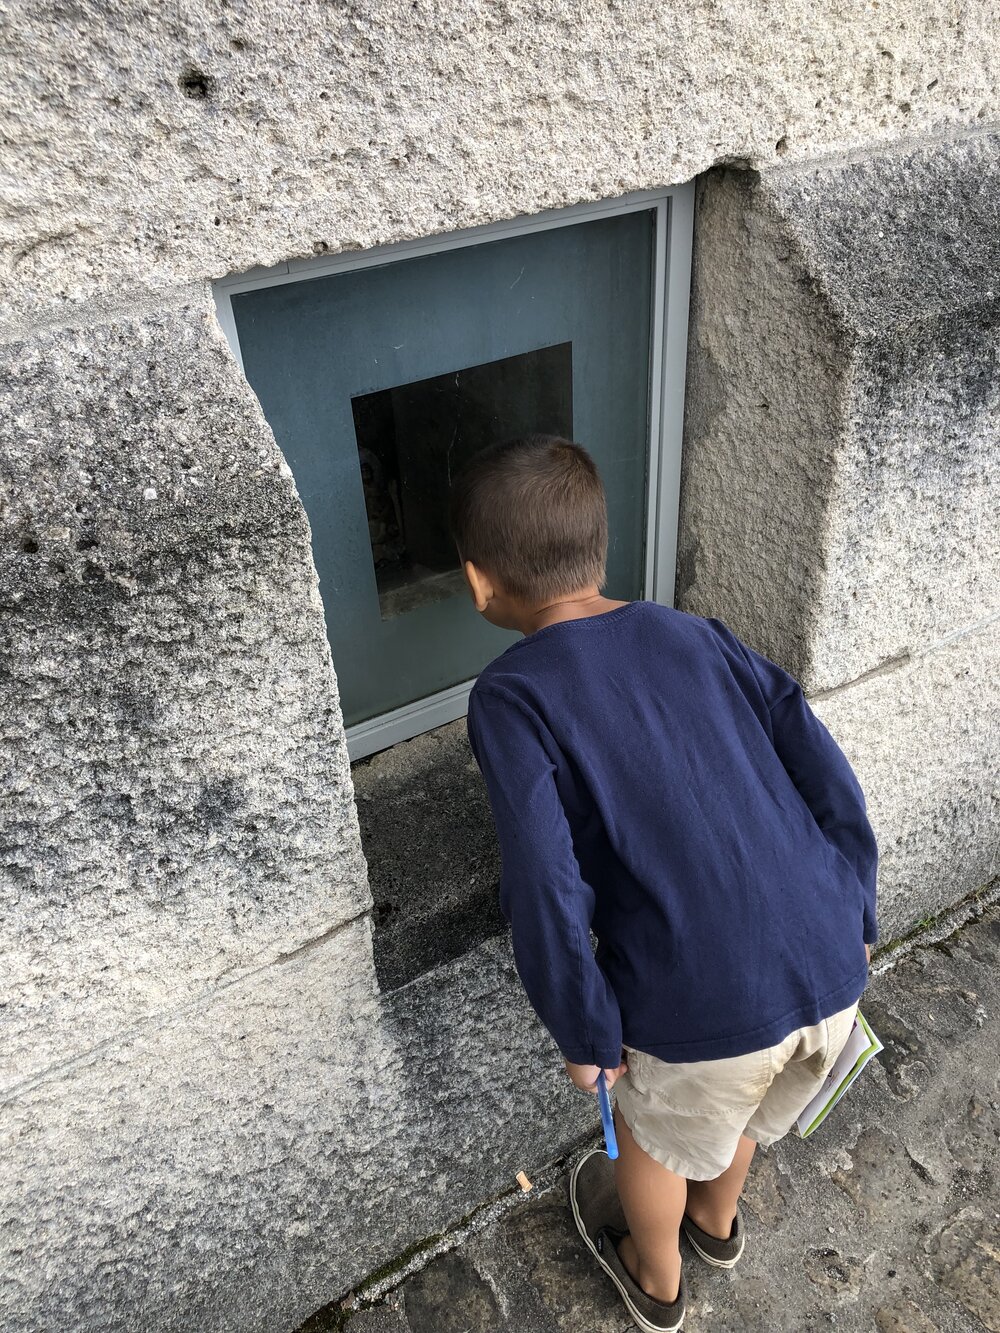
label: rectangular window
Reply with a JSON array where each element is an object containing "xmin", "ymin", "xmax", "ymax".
[
  {"xmin": 214, "ymin": 187, "xmax": 693, "ymax": 759},
  {"xmin": 352, "ymin": 343, "xmax": 574, "ymax": 621}
]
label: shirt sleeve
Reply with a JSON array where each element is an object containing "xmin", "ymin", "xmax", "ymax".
[
  {"xmin": 708, "ymin": 617, "xmax": 880, "ymax": 945},
  {"xmin": 466, "ymin": 685, "xmax": 624, "ymax": 1069}
]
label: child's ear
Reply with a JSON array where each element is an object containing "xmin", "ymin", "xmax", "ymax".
[{"xmin": 463, "ymin": 560, "xmax": 493, "ymax": 613}]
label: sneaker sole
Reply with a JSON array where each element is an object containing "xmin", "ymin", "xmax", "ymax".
[
  {"xmin": 569, "ymin": 1150, "xmax": 685, "ymax": 1333},
  {"xmin": 682, "ymin": 1226, "xmax": 745, "ymax": 1269}
]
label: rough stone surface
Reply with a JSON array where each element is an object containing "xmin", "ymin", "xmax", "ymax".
[
  {"xmin": 2, "ymin": 8, "xmax": 999, "ymax": 1330},
  {"xmin": 352, "ymin": 718, "xmax": 503, "ymax": 992},
  {"xmin": 776, "ymin": 135, "xmax": 1000, "ymax": 684},
  {"xmin": 680, "ymin": 136, "xmax": 1000, "ymax": 690},
  {"xmin": 0, "ymin": 923, "xmax": 597, "ymax": 1333},
  {"xmin": 2, "ymin": 3, "xmax": 1000, "ymax": 332},
  {"xmin": 768, "ymin": 133, "xmax": 1000, "ymax": 339},
  {"xmin": 311, "ymin": 906, "xmax": 1000, "ymax": 1333},
  {"xmin": 0, "ymin": 301, "xmax": 371, "ymax": 1090},
  {"xmin": 679, "ymin": 164, "xmax": 848, "ymax": 681},
  {"xmin": 810, "ymin": 616, "xmax": 999, "ymax": 942}
]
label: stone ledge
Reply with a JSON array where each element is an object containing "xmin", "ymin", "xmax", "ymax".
[{"xmin": 351, "ymin": 718, "xmax": 503, "ymax": 994}]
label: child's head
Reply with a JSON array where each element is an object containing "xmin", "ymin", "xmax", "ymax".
[{"xmin": 449, "ymin": 434, "xmax": 608, "ymax": 628}]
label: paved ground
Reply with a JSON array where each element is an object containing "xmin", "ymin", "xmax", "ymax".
[{"xmin": 307, "ymin": 903, "xmax": 1000, "ymax": 1333}]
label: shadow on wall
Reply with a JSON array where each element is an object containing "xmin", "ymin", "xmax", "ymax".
[{"xmin": 351, "ymin": 717, "xmax": 504, "ymax": 992}]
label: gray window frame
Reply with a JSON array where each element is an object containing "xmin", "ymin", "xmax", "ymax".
[{"xmin": 213, "ymin": 185, "xmax": 694, "ymax": 760}]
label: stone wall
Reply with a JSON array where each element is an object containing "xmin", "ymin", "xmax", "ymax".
[
  {"xmin": 679, "ymin": 137, "xmax": 1000, "ymax": 939},
  {"xmin": 1, "ymin": 3, "xmax": 998, "ymax": 1330},
  {"xmin": 1, "ymin": 303, "xmax": 371, "ymax": 1089}
]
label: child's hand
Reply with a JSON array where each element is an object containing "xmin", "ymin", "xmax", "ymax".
[{"xmin": 564, "ymin": 1056, "xmax": 628, "ymax": 1093}]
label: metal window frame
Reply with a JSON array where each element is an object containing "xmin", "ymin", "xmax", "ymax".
[{"xmin": 213, "ymin": 184, "xmax": 694, "ymax": 761}]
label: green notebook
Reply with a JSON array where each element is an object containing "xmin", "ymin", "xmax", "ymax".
[{"xmin": 796, "ymin": 1010, "xmax": 883, "ymax": 1138}]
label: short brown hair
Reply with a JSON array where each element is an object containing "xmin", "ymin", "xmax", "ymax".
[{"xmin": 448, "ymin": 435, "xmax": 608, "ymax": 601}]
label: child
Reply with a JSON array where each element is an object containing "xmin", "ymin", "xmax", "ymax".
[{"xmin": 450, "ymin": 435, "xmax": 877, "ymax": 1333}]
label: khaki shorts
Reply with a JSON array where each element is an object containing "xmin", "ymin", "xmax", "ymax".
[{"xmin": 613, "ymin": 1004, "xmax": 858, "ymax": 1181}]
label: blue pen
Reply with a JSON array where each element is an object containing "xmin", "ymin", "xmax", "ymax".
[{"xmin": 597, "ymin": 1071, "xmax": 619, "ymax": 1159}]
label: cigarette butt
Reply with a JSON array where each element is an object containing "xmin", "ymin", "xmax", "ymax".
[{"xmin": 516, "ymin": 1170, "xmax": 533, "ymax": 1192}]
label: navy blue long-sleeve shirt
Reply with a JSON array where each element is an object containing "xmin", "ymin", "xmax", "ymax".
[{"xmin": 465, "ymin": 601, "xmax": 877, "ymax": 1071}]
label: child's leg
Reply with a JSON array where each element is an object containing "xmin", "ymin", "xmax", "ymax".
[
  {"xmin": 685, "ymin": 1135, "xmax": 756, "ymax": 1238},
  {"xmin": 611, "ymin": 1101, "xmax": 686, "ymax": 1304}
]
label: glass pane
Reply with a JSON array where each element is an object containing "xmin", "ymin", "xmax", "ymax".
[
  {"xmin": 232, "ymin": 209, "xmax": 654, "ymax": 728},
  {"xmin": 352, "ymin": 343, "xmax": 573, "ymax": 620}
]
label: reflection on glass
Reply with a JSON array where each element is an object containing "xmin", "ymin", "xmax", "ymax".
[{"xmin": 352, "ymin": 343, "xmax": 573, "ymax": 619}]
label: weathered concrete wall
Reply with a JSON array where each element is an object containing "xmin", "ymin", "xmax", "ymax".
[
  {"xmin": 0, "ymin": 300, "xmax": 372, "ymax": 1092},
  {"xmin": 679, "ymin": 136, "xmax": 1000, "ymax": 940},
  {"xmin": 2, "ymin": 0, "xmax": 999, "ymax": 337},
  {"xmin": 3, "ymin": 916, "xmax": 601, "ymax": 1332},
  {"xmin": 1, "ymin": 2, "xmax": 999, "ymax": 1330}
]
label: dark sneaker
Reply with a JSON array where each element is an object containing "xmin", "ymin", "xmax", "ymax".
[
  {"xmin": 594, "ymin": 1227, "xmax": 687, "ymax": 1332},
  {"xmin": 681, "ymin": 1204, "xmax": 746, "ymax": 1268},
  {"xmin": 569, "ymin": 1149, "xmax": 685, "ymax": 1332},
  {"xmin": 568, "ymin": 1146, "xmax": 627, "ymax": 1246}
]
